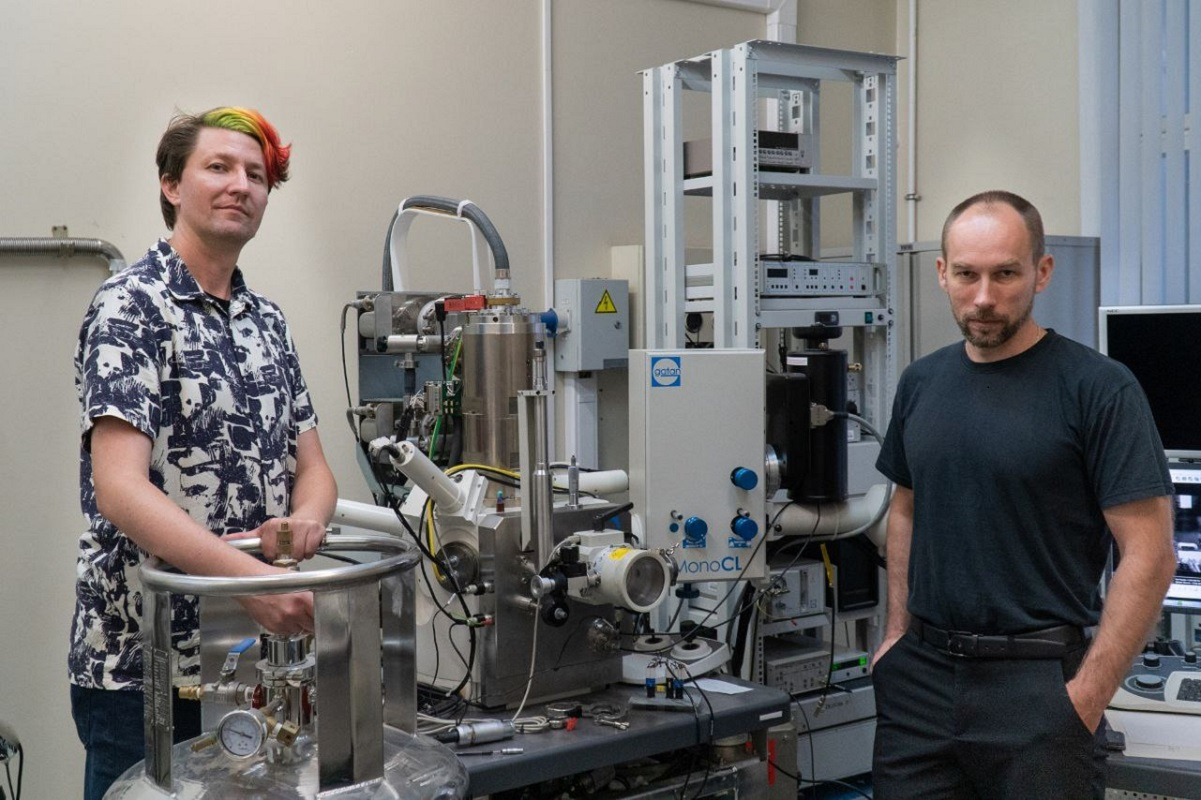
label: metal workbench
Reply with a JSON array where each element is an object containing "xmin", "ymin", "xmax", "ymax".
[
  {"xmin": 454, "ymin": 676, "xmax": 792, "ymax": 797},
  {"xmin": 1107, "ymin": 754, "xmax": 1201, "ymax": 799}
]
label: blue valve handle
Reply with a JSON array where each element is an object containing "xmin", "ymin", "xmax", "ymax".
[
  {"xmin": 221, "ymin": 636, "xmax": 260, "ymax": 676},
  {"xmin": 231, "ymin": 636, "xmax": 258, "ymax": 655}
]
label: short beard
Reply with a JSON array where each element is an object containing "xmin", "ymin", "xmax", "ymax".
[{"xmin": 956, "ymin": 303, "xmax": 1032, "ymax": 350}]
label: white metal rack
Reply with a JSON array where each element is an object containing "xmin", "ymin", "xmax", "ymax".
[
  {"xmin": 643, "ymin": 40, "xmax": 900, "ymax": 710},
  {"xmin": 643, "ymin": 39, "xmax": 900, "ymax": 428}
]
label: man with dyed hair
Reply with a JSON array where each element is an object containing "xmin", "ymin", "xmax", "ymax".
[{"xmin": 69, "ymin": 107, "xmax": 337, "ymax": 799}]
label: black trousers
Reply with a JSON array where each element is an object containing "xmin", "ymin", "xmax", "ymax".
[{"xmin": 871, "ymin": 631, "xmax": 1108, "ymax": 799}]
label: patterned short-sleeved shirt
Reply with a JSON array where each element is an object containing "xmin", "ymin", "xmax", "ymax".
[{"xmin": 69, "ymin": 239, "xmax": 318, "ymax": 690}]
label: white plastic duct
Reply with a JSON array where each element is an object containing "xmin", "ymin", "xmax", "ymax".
[
  {"xmin": 551, "ymin": 469, "xmax": 629, "ymax": 496},
  {"xmin": 332, "ymin": 499, "xmax": 406, "ymax": 537},
  {"xmin": 387, "ymin": 204, "xmax": 489, "ymax": 295},
  {"xmin": 674, "ymin": 0, "xmax": 797, "ymax": 43},
  {"xmin": 769, "ymin": 482, "xmax": 892, "ymax": 549}
]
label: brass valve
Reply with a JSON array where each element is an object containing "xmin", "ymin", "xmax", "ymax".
[{"xmin": 274, "ymin": 521, "xmax": 298, "ymax": 570}]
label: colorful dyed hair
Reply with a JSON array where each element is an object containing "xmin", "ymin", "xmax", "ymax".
[{"xmin": 156, "ymin": 106, "xmax": 292, "ymax": 229}]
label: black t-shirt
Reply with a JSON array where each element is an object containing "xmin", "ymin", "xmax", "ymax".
[{"xmin": 876, "ymin": 330, "xmax": 1172, "ymax": 633}]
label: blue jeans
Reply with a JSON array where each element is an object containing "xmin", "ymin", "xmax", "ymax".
[{"xmin": 69, "ymin": 685, "xmax": 201, "ymax": 800}]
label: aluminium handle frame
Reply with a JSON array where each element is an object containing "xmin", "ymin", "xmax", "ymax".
[{"xmin": 138, "ymin": 533, "xmax": 420, "ymax": 794}]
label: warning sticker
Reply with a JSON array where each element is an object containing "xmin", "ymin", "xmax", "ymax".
[{"xmin": 595, "ymin": 290, "xmax": 618, "ymax": 314}]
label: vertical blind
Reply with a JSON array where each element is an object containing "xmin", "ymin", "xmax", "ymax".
[{"xmin": 1086, "ymin": 0, "xmax": 1201, "ymax": 306}]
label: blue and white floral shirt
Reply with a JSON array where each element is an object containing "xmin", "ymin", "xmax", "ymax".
[{"xmin": 69, "ymin": 240, "xmax": 317, "ymax": 690}]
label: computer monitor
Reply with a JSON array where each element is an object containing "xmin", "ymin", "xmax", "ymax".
[
  {"xmin": 1098, "ymin": 304, "xmax": 1201, "ymax": 461},
  {"xmin": 1166, "ymin": 464, "xmax": 1201, "ymax": 611}
]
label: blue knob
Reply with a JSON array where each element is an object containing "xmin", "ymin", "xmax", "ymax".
[
  {"xmin": 540, "ymin": 309, "xmax": 560, "ymax": 338},
  {"xmin": 731, "ymin": 516, "xmax": 759, "ymax": 541},
  {"xmin": 730, "ymin": 467, "xmax": 758, "ymax": 491},
  {"xmin": 683, "ymin": 517, "xmax": 708, "ymax": 542}
]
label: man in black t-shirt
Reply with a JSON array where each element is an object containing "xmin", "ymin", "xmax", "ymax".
[{"xmin": 871, "ymin": 190, "xmax": 1175, "ymax": 799}]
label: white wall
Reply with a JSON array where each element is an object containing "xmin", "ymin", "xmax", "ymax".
[
  {"xmin": 0, "ymin": 2, "xmax": 765, "ymax": 797},
  {"xmin": 0, "ymin": 1, "xmax": 1078, "ymax": 797},
  {"xmin": 904, "ymin": 0, "xmax": 1081, "ymax": 241}
]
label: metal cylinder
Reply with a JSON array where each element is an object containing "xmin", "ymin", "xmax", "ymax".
[
  {"xmin": 528, "ymin": 392, "xmax": 553, "ymax": 566},
  {"xmin": 452, "ymin": 719, "xmax": 515, "ymax": 746},
  {"xmin": 460, "ymin": 311, "xmax": 539, "ymax": 468},
  {"xmin": 267, "ymin": 634, "xmax": 309, "ymax": 667}
]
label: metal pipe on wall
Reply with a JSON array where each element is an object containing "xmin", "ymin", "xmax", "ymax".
[
  {"xmin": 906, "ymin": 0, "xmax": 919, "ymax": 244},
  {"xmin": 0, "ymin": 236, "xmax": 126, "ymax": 273}
]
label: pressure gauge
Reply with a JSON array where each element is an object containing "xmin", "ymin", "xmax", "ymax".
[{"xmin": 216, "ymin": 708, "xmax": 269, "ymax": 760}]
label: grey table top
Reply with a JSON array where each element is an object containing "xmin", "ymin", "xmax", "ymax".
[{"xmin": 453, "ymin": 675, "xmax": 792, "ymax": 796}]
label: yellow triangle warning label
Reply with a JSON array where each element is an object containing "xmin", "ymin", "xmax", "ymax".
[{"xmin": 595, "ymin": 290, "xmax": 618, "ymax": 314}]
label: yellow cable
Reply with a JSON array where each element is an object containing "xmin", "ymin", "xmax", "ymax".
[
  {"xmin": 426, "ymin": 462, "xmax": 517, "ymax": 585},
  {"xmin": 424, "ymin": 498, "xmax": 447, "ymax": 583},
  {"xmin": 446, "ymin": 462, "xmax": 520, "ymax": 480},
  {"xmin": 819, "ymin": 543, "xmax": 835, "ymax": 587}
]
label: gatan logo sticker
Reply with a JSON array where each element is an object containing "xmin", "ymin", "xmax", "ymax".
[{"xmin": 650, "ymin": 356, "xmax": 681, "ymax": 388}]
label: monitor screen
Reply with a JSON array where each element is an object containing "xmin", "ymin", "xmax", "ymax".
[
  {"xmin": 1166, "ymin": 465, "xmax": 1201, "ymax": 610},
  {"xmin": 1098, "ymin": 305, "xmax": 1201, "ymax": 460}
]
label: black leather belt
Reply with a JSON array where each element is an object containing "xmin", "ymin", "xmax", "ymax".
[{"xmin": 910, "ymin": 618, "xmax": 1088, "ymax": 659}]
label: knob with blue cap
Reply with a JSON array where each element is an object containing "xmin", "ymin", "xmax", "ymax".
[
  {"xmin": 730, "ymin": 515, "xmax": 759, "ymax": 542},
  {"xmin": 730, "ymin": 467, "xmax": 758, "ymax": 491},
  {"xmin": 683, "ymin": 516, "xmax": 708, "ymax": 544}
]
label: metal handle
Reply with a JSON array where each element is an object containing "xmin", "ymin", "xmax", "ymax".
[
  {"xmin": 139, "ymin": 532, "xmax": 419, "ymax": 793},
  {"xmin": 140, "ymin": 533, "xmax": 420, "ymax": 596}
]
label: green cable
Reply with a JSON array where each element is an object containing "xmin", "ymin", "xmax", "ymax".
[{"xmin": 427, "ymin": 336, "xmax": 464, "ymax": 460}]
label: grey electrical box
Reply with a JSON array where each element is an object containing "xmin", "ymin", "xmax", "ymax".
[{"xmin": 553, "ymin": 278, "xmax": 629, "ymax": 372}]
